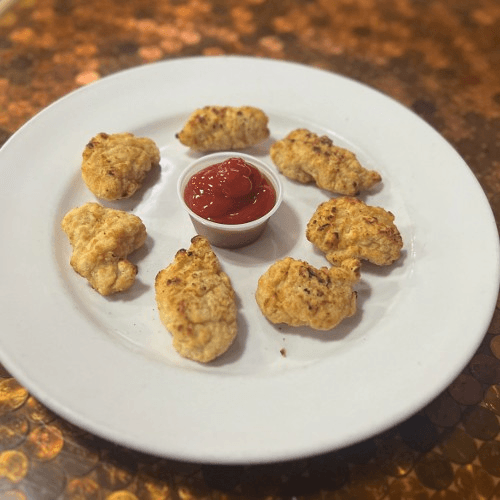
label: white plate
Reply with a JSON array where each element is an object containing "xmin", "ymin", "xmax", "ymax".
[{"xmin": 0, "ymin": 56, "xmax": 498, "ymax": 464}]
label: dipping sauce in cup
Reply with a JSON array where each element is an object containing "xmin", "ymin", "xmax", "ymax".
[
  {"xmin": 184, "ymin": 156, "xmax": 276, "ymax": 224},
  {"xmin": 178, "ymin": 152, "xmax": 283, "ymax": 248}
]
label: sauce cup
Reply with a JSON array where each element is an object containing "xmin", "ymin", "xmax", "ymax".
[{"xmin": 177, "ymin": 152, "xmax": 283, "ymax": 249}]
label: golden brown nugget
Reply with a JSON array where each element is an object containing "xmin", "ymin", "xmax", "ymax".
[
  {"xmin": 256, "ymin": 257, "xmax": 360, "ymax": 330},
  {"xmin": 270, "ymin": 129, "xmax": 381, "ymax": 195},
  {"xmin": 155, "ymin": 236, "xmax": 238, "ymax": 363},
  {"xmin": 61, "ymin": 202, "xmax": 147, "ymax": 296},
  {"xmin": 306, "ymin": 196, "xmax": 403, "ymax": 266},
  {"xmin": 81, "ymin": 132, "xmax": 160, "ymax": 200},
  {"xmin": 176, "ymin": 105, "xmax": 270, "ymax": 152}
]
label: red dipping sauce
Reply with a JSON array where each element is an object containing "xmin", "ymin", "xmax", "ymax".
[{"xmin": 184, "ymin": 157, "xmax": 276, "ymax": 225}]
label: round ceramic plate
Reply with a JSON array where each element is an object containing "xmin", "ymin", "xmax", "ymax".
[{"xmin": 0, "ymin": 56, "xmax": 498, "ymax": 464}]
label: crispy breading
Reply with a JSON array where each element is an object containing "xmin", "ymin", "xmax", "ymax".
[
  {"xmin": 81, "ymin": 132, "xmax": 160, "ymax": 200},
  {"xmin": 255, "ymin": 257, "xmax": 360, "ymax": 330},
  {"xmin": 61, "ymin": 202, "xmax": 147, "ymax": 295},
  {"xmin": 155, "ymin": 236, "xmax": 238, "ymax": 363},
  {"xmin": 270, "ymin": 129, "xmax": 381, "ymax": 195},
  {"xmin": 176, "ymin": 105, "xmax": 270, "ymax": 152},
  {"xmin": 306, "ymin": 196, "xmax": 403, "ymax": 266}
]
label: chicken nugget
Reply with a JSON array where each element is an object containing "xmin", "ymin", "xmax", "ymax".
[
  {"xmin": 61, "ymin": 202, "xmax": 147, "ymax": 295},
  {"xmin": 255, "ymin": 257, "xmax": 360, "ymax": 330},
  {"xmin": 155, "ymin": 236, "xmax": 238, "ymax": 363},
  {"xmin": 306, "ymin": 196, "xmax": 403, "ymax": 266},
  {"xmin": 176, "ymin": 105, "xmax": 270, "ymax": 152},
  {"xmin": 81, "ymin": 132, "xmax": 160, "ymax": 200},
  {"xmin": 270, "ymin": 129, "xmax": 381, "ymax": 195}
]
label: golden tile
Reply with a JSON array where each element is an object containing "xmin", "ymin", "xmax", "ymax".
[
  {"xmin": 138, "ymin": 46, "xmax": 164, "ymax": 62},
  {"xmin": 469, "ymin": 354, "xmax": 500, "ymax": 385},
  {"xmin": 375, "ymin": 437, "xmax": 418, "ymax": 478},
  {"xmin": 9, "ymin": 27, "xmax": 35, "ymax": 44},
  {"xmin": 415, "ymin": 452, "xmax": 454, "ymax": 490},
  {"xmin": 160, "ymin": 38, "xmax": 183, "ymax": 54},
  {"xmin": 179, "ymin": 30, "xmax": 201, "ymax": 45},
  {"xmin": 0, "ymin": 413, "xmax": 29, "ymax": 450},
  {"xmin": 135, "ymin": 476, "xmax": 171, "ymax": 500},
  {"xmin": 482, "ymin": 385, "xmax": 500, "ymax": 416},
  {"xmin": 454, "ymin": 463, "xmax": 496, "ymax": 500},
  {"xmin": 157, "ymin": 24, "xmax": 180, "ymax": 39},
  {"xmin": 490, "ymin": 334, "xmax": 500, "ymax": 359},
  {"xmin": 65, "ymin": 477, "xmax": 101, "ymax": 500},
  {"xmin": 259, "ymin": 35, "xmax": 285, "ymax": 54},
  {"xmin": 75, "ymin": 70, "xmax": 101, "ymax": 86},
  {"xmin": 439, "ymin": 428, "xmax": 477, "ymax": 465},
  {"xmin": 23, "ymin": 397, "xmax": 56, "ymax": 425},
  {"xmin": 106, "ymin": 491, "xmax": 138, "ymax": 500},
  {"xmin": 0, "ymin": 450, "xmax": 28, "ymax": 483},
  {"xmin": 25, "ymin": 425, "xmax": 64, "ymax": 461},
  {"xmin": 95, "ymin": 461, "xmax": 134, "ymax": 491},
  {"xmin": 448, "ymin": 374, "xmax": 484, "ymax": 406},
  {"xmin": 386, "ymin": 475, "xmax": 430, "ymax": 500},
  {"xmin": 0, "ymin": 380, "xmax": 28, "ymax": 415},
  {"xmin": 478, "ymin": 440, "xmax": 500, "ymax": 477},
  {"xmin": 0, "ymin": 12, "xmax": 17, "ymax": 27},
  {"xmin": 462, "ymin": 406, "xmax": 500, "ymax": 440},
  {"xmin": 342, "ymin": 463, "xmax": 389, "ymax": 500},
  {"xmin": 75, "ymin": 43, "xmax": 98, "ymax": 57}
]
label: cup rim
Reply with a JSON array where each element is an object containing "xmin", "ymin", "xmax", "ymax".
[{"xmin": 177, "ymin": 152, "xmax": 283, "ymax": 231}]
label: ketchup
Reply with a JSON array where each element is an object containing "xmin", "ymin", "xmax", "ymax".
[{"xmin": 184, "ymin": 157, "xmax": 276, "ymax": 224}]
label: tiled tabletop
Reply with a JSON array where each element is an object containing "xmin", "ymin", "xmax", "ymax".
[{"xmin": 1, "ymin": 0, "xmax": 500, "ymax": 498}]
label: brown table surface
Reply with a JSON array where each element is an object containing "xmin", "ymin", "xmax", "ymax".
[{"xmin": 1, "ymin": 0, "xmax": 500, "ymax": 498}]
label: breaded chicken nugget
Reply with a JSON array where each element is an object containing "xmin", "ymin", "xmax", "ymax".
[
  {"xmin": 81, "ymin": 132, "xmax": 160, "ymax": 200},
  {"xmin": 306, "ymin": 196, "xmax": 403, "ymax": 266},
  {"xmin": 155, "ymin": 236, "xmax": 238, "ymax": 363},
  {"xmin": 255, "ymin": 257, "xmax": 360, "ymax": 330},
  {"xmin": 176, "ymin": 105, "xmax": 270, "ymax": 152},
  {"xmin": 270, "ymin": 129, "xmax": 381, "ymax": 195},
  {"xmin": 61, "ymin": 202, "xmax": 147, "ymax": 295}
]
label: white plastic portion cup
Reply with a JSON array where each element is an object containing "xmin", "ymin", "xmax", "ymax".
[{"xmin": 177, "ymin": 152, "xmax": 283, "ymax": 249}]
